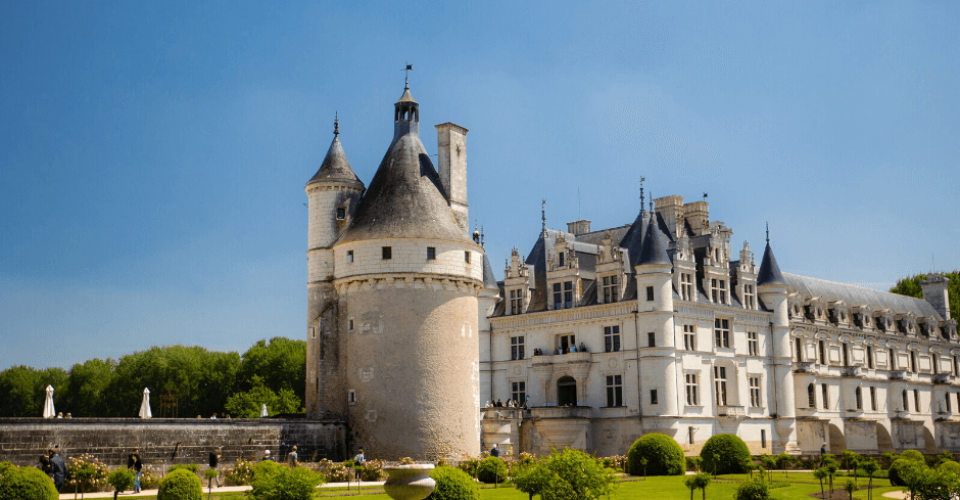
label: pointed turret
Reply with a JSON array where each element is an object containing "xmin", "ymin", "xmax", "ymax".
[
  {"xmin": 637, "ymin": 213, "xmax": 671, "ymax": 267},
  {"xmin": 307, "ymin": 116, "xmax": 364, "ymax": 188},
  {"xmin": 757, "ymin": 240, "xmax": 786, "ymax": 287}
]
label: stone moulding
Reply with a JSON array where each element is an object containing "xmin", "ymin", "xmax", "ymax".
[{"xmin": 334, "ymin": 273, "xmax": 483, "ymax": 295}]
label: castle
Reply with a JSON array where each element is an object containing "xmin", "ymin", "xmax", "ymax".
[{"xmin": 306, "ymin": 81, "xmax": 958, "ymax": 460}]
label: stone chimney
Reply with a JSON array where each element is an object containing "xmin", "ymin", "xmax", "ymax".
[
  {"xmin": 921, "ymin": 273, "xmax": 951, "ymax": 319},
  {"xmin": 654, "ymin": 195, "xmax": 684, "ymax": 239},
  {"xmin": 683, "ymin": 201, "xmax": 709, "ymax": 236},
  {"xmin": 436, "ymin": 122, "xmax": 469, "ymax": 232},
  {"xmin": 567, "ymin": 220, "xmax": 591, "ymax": 236}
]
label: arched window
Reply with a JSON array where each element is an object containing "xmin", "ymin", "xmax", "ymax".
[
  {"xmin": 911, "ymin": 352, "xmax": 918, "ymax": 373},
  {"xmin": 557, "ymin": 376, "xmax": 577, "ymax": 406},
  {"xmin": 795, "ymin": 338, "xmax": 803, "ymax": 362},
  {"xmin": 843, "ymin": 344, "xmax": 850, "ymax": 367},
  {"xmin": 819, "ymin": 341, "xmax": 826, "ymax": 365},
  {"xmin": 807, "ymin": 383, "xmax": 816, "ymax": 408},
  {"xmin": 855, "ymin": 387, "xmax": 863, "ymax": 410}
]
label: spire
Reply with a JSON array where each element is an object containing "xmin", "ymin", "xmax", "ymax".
[
  {"xmin": 394, "ymin": 66, "xmax": 419, "ymax": 140},
  {"xmin": 637, "ymin": 211, "xmax": 671, "ymax": 267},
  {"xmin": 541, "ymin": 199, "xmax": 547, "ymax": 234},
  {"xmin": 306, "ymin": 115, "xmax": 364, "ymax": 187},
  {"xmin": 757, "ymin": 227, "xmax": 786, "ymax": 287}
]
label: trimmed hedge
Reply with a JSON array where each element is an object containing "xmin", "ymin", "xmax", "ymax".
[
  {"xmin": 939, "ymin": 461, "xmax": 960, "ymax": 475},
  {"xmin": 627, "ymin": 433, "xmax": 686, "ymax": 476},
  {"xmin": 157, "ymin": 469, "xmax": 202, "ymax": 500},
  {"xmin": 700, "ymin": 434, "xmax": 751, "ymax": 475},
  {"xmin": 477, "ymin": 457, "xmax": 507, "ymax": 484},
  {"xmin": 0, "ymin": 466, "xmax": 58, "ymax": 500},
  {"xmin": 428, "ymin": 466, "xmax": 480, "ymax": 500}
]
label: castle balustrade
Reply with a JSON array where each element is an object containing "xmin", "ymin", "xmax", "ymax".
[
  {"xmin": 529, "ymin": 406, "xmax": 593, "ymax": 419},
  {"xmin": 530, "ymin": 351, "xmax": 592, "ymax": 365},
  {"xmin": 717, "ymin": 405, "xmax": 746, "ymax": 417},
  {"xmin": 794, "ymin": 362, "xmax": 819, "ymax": 374},
  {"xmin": 890, "ymin": 370, "xmax": 909, "ymax": 380},
  {"xmin": 481, "ymin": 407, "xmax": 525, "ymax": 420},
  {"xmin": 843, "ymin": 366, "xmax": 863, "ymax": 377}
]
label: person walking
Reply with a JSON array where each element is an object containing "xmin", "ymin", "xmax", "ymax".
[
  {"xmin": 288, "ymin": 446, "xmax": 299, "ymax": 467},
  {"xmin": 127, "ymin": 448, "xmax": 143, "ymax": 493},
  {"xmin": 354, "ymin": 448, "xmax": 365, "ymax": 483},
  {"xmin": 37, "ymin": 455, "xmax": 53, "ymax": 481},
  {"xmin": 208, "ymin": 447, "xmax": 222, "ymax": 487},
  {"xmin": 490, "ymin": 444, "xmax": 500, "ymax": 458},
  {"xmin": 49, "ymin": 448, "xmax": 66, "ymax": 493}
]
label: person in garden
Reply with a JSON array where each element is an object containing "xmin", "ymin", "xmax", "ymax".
[
  {"xmin": 491, "ymin": 444, "xmax": 500, "ymax": 457},
  {"xmin": 49, "ymin": 447, "xmax": 66, "ymax": 492},
  {"xmin": 263, "ymin": 450, "xmax": 274, "ymax": 462},
  {"xmin": 208, "ymin": 446, "xmax": 222, "ymax": 487},
  {"xmin": 127, "ymin": 448, "xmax": 143, "ymax": 493},
  {"xmin": 37, "ymin": 454, "xmax": 53, "ymax": 481},
  {"xmin": 288, "ymin": 445, "xmax": 298, "ymax": 467},
  {"xmin": 355, "ymin": 448, "xmax": 365, "ymax": 482}
]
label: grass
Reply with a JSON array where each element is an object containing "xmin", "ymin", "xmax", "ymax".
[{"xmin": 96, "ymin": 470, "xmax": 905, "ymax": 500}]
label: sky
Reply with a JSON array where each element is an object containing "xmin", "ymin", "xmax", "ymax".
[{"xmin": 1, "ymin": 1, "xmax": 958, "ymax": 371}]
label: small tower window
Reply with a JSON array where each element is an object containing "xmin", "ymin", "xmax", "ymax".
[
  {"xmin": 464, "ymin": 251, "xmax": 471, "ymax": 263},
  {"xmin": 382, "ymin": 247, "xmax": 392, "ymax": 260},
  {"xmin": 349, "ymin": 319, "xmax": 354, "ymax": 331},
  {"xmin": 347, "ymin": 250, "xmax": 354, "ymax": 263},
  {"xmin": 646, "ymin": 286, "xmax": 654, "ymax": 301},
  {"xmin": 337, "ymin": 208, "xmax": 346, "ymax": 220},
  {"xmin": 348, "ymin": 390, "xmax": 356, "ymax": 404},
  {"xmin": 647, "ymin": 332, "xmax": 656, "ymax": 348},
  {"xmin": 650, "ymin": 390, "xmax": 658, "ymax": 405},
  {"xmin": 427, "ymin": 247, "xmax": 436, "ymax": 260}
]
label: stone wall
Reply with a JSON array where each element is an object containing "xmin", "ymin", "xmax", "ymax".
[{"xmin": 0, "ymin": 418, "xmax": 346, "ymax": 467}]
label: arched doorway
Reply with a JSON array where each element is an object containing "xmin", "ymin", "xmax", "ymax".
[
  {"xmin": 876, "ymin": 423, "xmax": 894, "ymax": 452},
  {"xmin": 828, "ymin": 423, "xmax": 846, "ymax": 454},
  {"xmin": 558, "ymin": 376, "xmax": 577, "ymax": 406}
]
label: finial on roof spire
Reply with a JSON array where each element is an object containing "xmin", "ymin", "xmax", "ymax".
[
  {"xmin": 649, "ymin": 193, "xmax": 653, "ymax": 213},
  {"xmin": 766, "ymin": 221, "xmax": 769, "ymax": 243},
  {"xmin": 541, "ymin": 199, "xmax": 547, "ymax": 233},
  {"xmin": 481, "ymin": 225, "xmax": 485, "ymax": 247},
  {"xmin": 639, "ymin": 177, "xmax": 645, "ymax": 212},
  {"xmin": 405, "ymin": 63, "xmax": 412, "ymax": 90},
  {"xmin": 334, "ymin": 112, "xmax": 339, "ymax": 137}
]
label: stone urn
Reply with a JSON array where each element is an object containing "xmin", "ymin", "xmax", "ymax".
[{"xmin": 383, "ymin": 464, "xmax": 436, "ymax": 500}]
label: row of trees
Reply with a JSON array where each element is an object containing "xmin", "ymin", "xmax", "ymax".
[{"xmin": 0, "ymin": 337, "xmax": 306, "ymax": 418}]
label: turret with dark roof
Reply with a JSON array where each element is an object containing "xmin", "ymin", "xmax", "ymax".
[
  {"xmin": 307, "ymin": 116, "xmax": 365, "ymax": 188},
  {"xmin": 757, "ymin": 239, "xmax": 787, "ymax": 287},
  {"xmin": 339, "ymin": 83, "xmax": 470, "ymax": 244},
  {"xmin": 636, "ymin": 212, "xmax": 672, "ymax": 267}
]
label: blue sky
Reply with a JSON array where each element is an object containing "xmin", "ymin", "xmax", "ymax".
[{"xmin": 1, "ymin": 1, "xmax": 958, "ymax": 371}]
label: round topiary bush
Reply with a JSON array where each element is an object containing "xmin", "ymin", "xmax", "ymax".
[
  {"xmin": 888, "ymin": 458, "xmax": 924, "ymax": 487},
  {"xmin": 938, "ymin": 461, "xmax": 960, "ymax": 475},
  {"xmin": 477, "ymin": 457, "xmax": 508, "ymax": 484},
  {"xmin": 700, "ymin": 434, "xmax": 752, "ymax": 475},
  {"xmin": 0, "ymin": 465, "xmax": 59, "ymax": 500},
  {"xmin": 428, "ymin": 466, "xmax": 480, "ymax": 500},
  {"xmin": 627, "ymin": 433, "xmax": 686, "ymax": 476},
  {"xmin": 900, "ymin": 450, "xmax": 924, "ymax": 462},
  {"xmin": 157, "ymin": 469, "xmax": 202, "ymax": 500}
]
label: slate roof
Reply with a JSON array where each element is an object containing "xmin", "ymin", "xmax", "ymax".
[
  {"xmin": 783, "ymin": 273, "xmax": 942, "ymax": 319},
  {"xmin": 338, "ymin": 128, "xmax": 470, "ymax": 244},
  {"xmin": 637, "ymin": 213, "xmax": 672, "ymax": 266},
  {"xmin": 757, "ymin": 242, "xmax": 787, "ymax": 286},
  {"xmin": 482, "ymin": 254, "xmax": 500, "ymax": 293},
  {"xmin": 307, "ymin": 136, "xmax": 364, "ymax": 187}
]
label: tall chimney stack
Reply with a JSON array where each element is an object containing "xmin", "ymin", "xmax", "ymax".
[
  {"xmin": 436, "ymin": 122, "xmax": 469, "ymax": 232},
  {"xmin": 921, "ymin": 273, "xmax": 951, "ymax": 320}
]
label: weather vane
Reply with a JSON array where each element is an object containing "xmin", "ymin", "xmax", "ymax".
[
  {"xmin": 541, "ymin": 199, "xmax": 547, "ymax": 233},
  {"xmin": 405, "ymin": 63, "xmax": 412, "ymax": 89},
  {"xmin": 334, "ymin": 111, "xmax": 339, "ymax": 137}
]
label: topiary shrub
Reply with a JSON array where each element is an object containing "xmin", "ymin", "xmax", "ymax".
[
  {"xmin": 249, "ymin": 466, "xmax": 324, "ymax": 500},
  {"xmin": 168, "ymin": 463, "xmax": 200, "ymax": 475},
  {"xmin": 938, "ymin": 461, "xmax": 960, "ymax": 475},
  {"xmin": 900, "ymin": 450, "xmax": 924, "ymax": 462},
  {"xmin": 700, "ymin": 434, "xmax": 751, "ymax": 475},
  {"xmin": 888, "ymin": 458, "xmax": 917, "ymax": 487},
  {"xmin": 428, "ymin": 466, "xmax": 480, "ymax": 500},
  {"xmin": 107, "ymin": 468, "xmax": 136, "ymax": 499},
  {"xmin": 627, "ymin": 433, "xmax": 686, "ymax": 476},
  {"xmin": 477, "ymin": 457, "xmax": 508, "ymax": 484},
  {"xmin": 733, "ymin": 476, "xmax": 770, "ymax": 500},
  {"xmin": 0, "ymin": 466, "xmax": 59, "ymax": 500},
  {"xmin": 157, "ymin": 469, "xmax": 202, "ymax": 500}
]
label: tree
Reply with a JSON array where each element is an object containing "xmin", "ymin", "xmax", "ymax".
[
  {"xmin": 700, "ymin": 434, "xmax": 752, "ymax": 475},
  {"xmin": 238, "ymin": 337, "xmax": 307, "ymax": 405},
  {"xmin": 203, "ymin": 469, "xmax": 219, "ymax": 500},
  {"xmin": 689, "ymin": 472, "xmax": 711, "ymax": 500},
  {"xmin": 107, "ymin": 469, "xmax": 135, "ymax": 500},
  {"xmin": 775, "ymin": 453, "xmax": 793, "ymax": 477},
  {"xmin": 813, "ymin": 468, "xmax": 828, "ymax": 498},
  {"xmin": 513, "ymin": 462, "xmax": 552, "ymax": 500},
  {"xmin": 862, "ymin": 459, "xmax": 880, "ymax": 500},
  {"xmin": 62, "ymin": 359, "xmax": 117, "ymax": 417},
  {"xmin": 626, "ymin": 433, "xmax": 686, "ymax": 476},
  {"xmin": 684, "ymin": 475, "xmax": 698, "ymax": 500},
  {"xmin": 224, "ymin": 375, "xmax": 301, "ymax": 418},
  {"xmin": 845, "ymin": 480, "xmax": 857, "ymax": 500},
  {"xmin": 890, "ymin": 272, "xmax": 960, "ymax": 321},
  {"xmin": 539, "ymin": 448, "xmax": 617, "ymax": 500},
  {"xmin": 0, "ymin": 366, "xmax": 68, "ymax": 417}
]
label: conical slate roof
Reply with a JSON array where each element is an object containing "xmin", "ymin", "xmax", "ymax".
[
  {"xmin": 338, "ymin": 131, "xmax": 469, "ymax": 244},
  {"xmin": 482, "ymin": 254, "xmax": 500, "ymax": 293},
  {"xmin": 637, "ymin": 212, "xmax": 671, "ymax": 266},
  {"xmin": 757, "ymin": 242, "xmax": 787, "ymax": 286},
  {"xmin": 307, "ymin": 135, "xmax": 364, "ymax": 187}
]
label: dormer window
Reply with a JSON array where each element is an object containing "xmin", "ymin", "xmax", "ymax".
[
  {"xmin": 864, "ymin": 315, "xmax": 871, "ymax": 326},
  {"xmin": 680, "ymin": 273, "xmax": 694, "ymax": 301},
  {"xmin": 743, "ymin": 284, "xmax": 755, "ymax": 309},
  {"xmin": 509, "ymin": 289, "xmax": 524, "ymax": 315},
  {"xmin": 816, "ymin": 308, "xmax": 823, "ymax": 319},
  {"xmin": 711, "ymin": 279, "xmax": 727, "ymax": 304},
  {"xmin": 602, "ymin": 275, "xmax": 619, "ymax": 303},
  {"xmin": 840, "ymin": 311, "xmax": 846, "ymax": 321},
  {"xmin": 559, "ymin": 252, "xmax": 565, "ymax": 267},
  {"xmin": 337, "ymin": 208, "xmax": 346, "ymax": 220}
]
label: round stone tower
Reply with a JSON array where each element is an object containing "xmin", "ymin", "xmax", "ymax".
[
  {"xmin": 305, "ymin": 117, "xmax": 364, "ymax": 419},
  {"xmin": 332, "ymin": 82, "xmax": 484, "ymax": 460}
]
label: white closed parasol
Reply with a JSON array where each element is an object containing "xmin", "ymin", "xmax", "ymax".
[
  {"xmin": 260, "ymin": 404, "xmax": 269, "ymax": 418},
  {"xmin": 139, "ymin": 388, "xmax": 152, "ymax": 418},
  {"xmin": 43, "ymin": 385, "xmax": 55, "ymax": 418}
]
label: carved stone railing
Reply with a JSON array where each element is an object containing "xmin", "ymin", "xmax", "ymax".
[
  {"xmin": 890, "ymin": 370, "xmax": 908, "ymax": 380},
  {"xmin": 794, "ymin": 362, "xmax": 818, "ymax": 374},
  {"xmin": 843, "ymin": 366, "xmax": 862, "ymax": 377},
  {"xmin": 717, "ymin": 405, "xmax": 746, "ymax": 417},
  {"xmin": 529, "ymin": 406, "xmax": 593, "ymax": 419}
]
